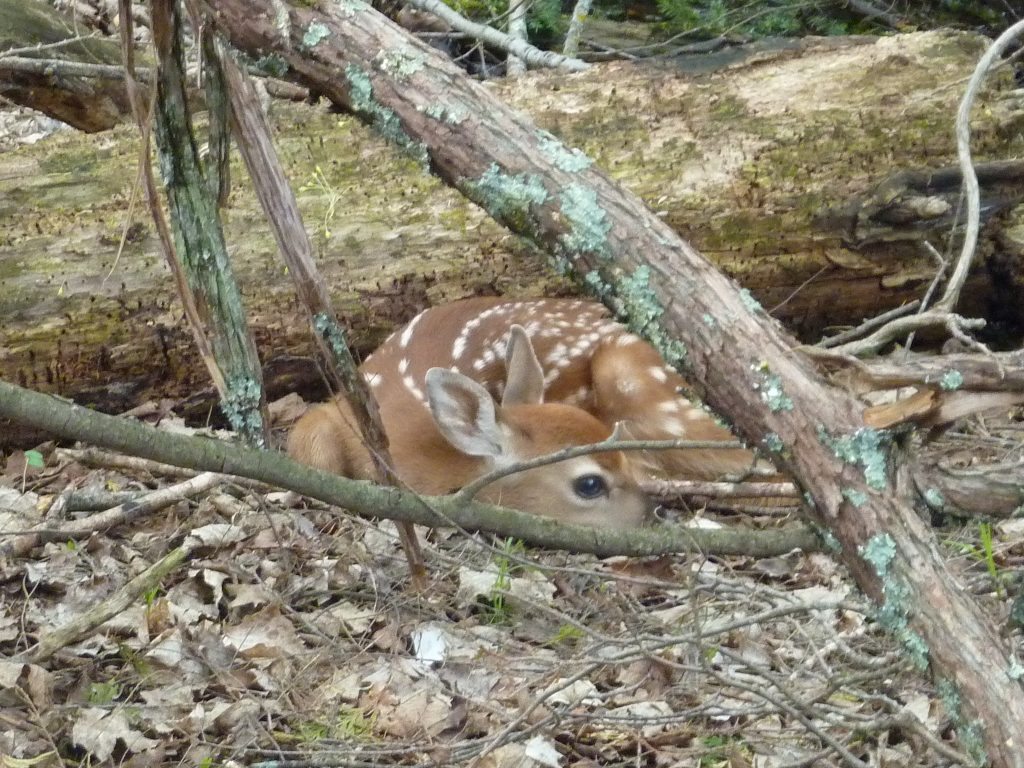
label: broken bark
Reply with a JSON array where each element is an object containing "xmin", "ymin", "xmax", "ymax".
[
  {"xmin": 0, "ymin": 0, "xmax": 134, "ymax": 131},
  {"xmin": 191, "ymin": 2, "xmax": 1024, "ymax": 762}
]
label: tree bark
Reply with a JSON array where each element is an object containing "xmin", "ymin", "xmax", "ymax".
[
  {"xmin": 189, "ymin": 1, "xmax": 1024, "ymax": 762},
  {"xmin": 0, "ymin": 0, "xmax": 134, "ymax": 131},
  {"xmin": 1, "ymin": 28, "xmax": 1022, "ymax": 434}
]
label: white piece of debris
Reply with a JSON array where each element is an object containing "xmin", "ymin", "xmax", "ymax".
[
  {"xmin": 543, "ymin": 678, "xmax": 601, "ymax": 707},
  {"xmin": 524, "ymin": 734, "xmax": 563, "ymax": 767},
  {"xmin": 411, "ymin": 622, "xmax": 450, "ymax": 663},
  {"xmin": 186, "ymin": 523, "xmax": 248, "ymax": 547}
]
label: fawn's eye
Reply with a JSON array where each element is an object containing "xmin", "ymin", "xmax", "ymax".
[{"xmin": 573, "ymin": 474, "xmax": 609, "ymax": 500}]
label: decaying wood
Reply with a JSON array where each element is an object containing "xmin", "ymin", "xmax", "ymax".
[
  {"xmin": 192, "ymin": 2, "xmax": 1024, "ymax": 762},
  {"xmin": 0, "ymin": 0, "xmax": 134, "ymax": 131},
  {"xmin": 2, "ymin": 27, "xmax": 1024, "ymax": 438}
]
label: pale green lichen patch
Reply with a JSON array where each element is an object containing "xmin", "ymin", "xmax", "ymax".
[
  {"xmin": 345, "ymin": 65, "xmax": 429, "ymax": 167},
  {"xmin": 273, "ymin": 4, "xmax": 290, "ymax": 37},
  {"xmin": 558, "ymin": 184, "xmax": 610, "ymax": 257},
  {"xmin": 701, "ymin": 313, "xmax": 716, "ymax": 328},
  {"xmin": 302, "ymin": 22, "xmax": 330, "ymax": 49},
  {"xmin": 752, "ymin": 362, "xmax": 794, "ymax": 412},
  {"xmin": 841, "ymin": 487, "xmax": 868, "ymax": 507},
  {"xmin": 818, "ymin": 426, "xmax": 890, "ymax": 490},
  {"xmin": 584, "ymin": 269, "xmax": 610, "ymax": 295},
  {"xmin": 923, "ymin": 487, "xmax": 945, "ymax": 509},
  {"xmin": 536, "ymin": 130, "xmax": 592, "ymax": 172},
  {"xmin": 860, "ymin": 533, "xmax": 929, "ymax": 670},
  {"xmin": 376, "ymin": 47, "xmax": 425, "ymax": 80},
  {"xmin": 939, "ymin": 369, "xmax": 963, "ymax": 391},
  {"xmin": 421, "ymin": 103, "xmax": 468, "ymax": 125},
  {"xmin": 860, "ymin": 532, "xmax": 896, "ymax": 574},
  {"xmin": 817, "ymin": 527, "xmax": 841, "ymax": 553},
  {"xmin": 336, "ymin": 0, "xmax": 371, "ymax": 16},
  {"xmin": 1009, "ymin": 660, "xmax": 1024, "ymax": 681},
  {"xmin": 615, "ymin": 266, "xmax": 687, "ymax": 366},
  {"xmin": 314, "ymin": 312, "xmax": 348, "ymax": 356},
  {"xmin": 763, "ymin": 432, "xmax": 784, "ymax": 452},
  {"xmin": 462, "ymin": 164, "xmax": 548, "ymax": 232},
  {"xmin": 937, "ymin": 679, "xmax": 987, "ymax": 766},
  {"xmin": 222, "ymin": 374, "xmax": 266, "ymax": 449},
  {"xmin": 738, "ymin": 287, "xmax": 763, "ymax": 313}
]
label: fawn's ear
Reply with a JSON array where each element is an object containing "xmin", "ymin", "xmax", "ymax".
[
  {"xmin": 426, "ymin": 368, "xmax": 506, "ymax": 458},
  {"xmin": 502, "ymin": 324, "xmax": 545, "ymax": 407}
]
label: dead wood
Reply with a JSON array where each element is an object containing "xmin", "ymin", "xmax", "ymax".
[
  {"xmin": 2, "ymin": 28, "xmax": 1024, "ymax": 440},
  {"xmin": 0, "ymin": 0, "xmax": 134, "ymax": 131},
  {"xmin": 191, "ymin": 1, "xmax": 1024, "ymax": 760}
]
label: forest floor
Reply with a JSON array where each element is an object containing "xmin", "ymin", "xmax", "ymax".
[{"xmin": 1, "ymin": 395, "xmax": 1021, "ymax": 768}]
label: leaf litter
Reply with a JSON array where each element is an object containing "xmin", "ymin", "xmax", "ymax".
[{"xmin": 2, "ymin": 405, "xmax": 1022, "ymax": 767}]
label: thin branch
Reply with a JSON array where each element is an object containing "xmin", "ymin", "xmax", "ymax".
[
  {"xmin": 0, "ymin": 471, "xmax": 225, "ymax": 558},
  {"xmin": 816, "ymin": 301, "xmax": 921, "ymax": 349},
  {"xmin": 27, "ymin": 544, "xmax": 194, "ymax": 663},
  {"xmin": 401, "ymin": 0, "xmax": 588, "ymax": 72},
  {"xmin": 562, "ymin": 0, "xmax": 592, "ymax": 58},
  {"xmin": 815, "ymin": 310, "xmax": 986, "ymax": 357},
  {"xmin": 454, "ymin": 437, "xmax": 745, "ymax": 503},
  {"xmin": 934, "ymin": 18, "xmax": 1024, "ymax": 312},
  {"xmin": 0, "ymin": 378, "xmax": 822, "ymax": 559}
]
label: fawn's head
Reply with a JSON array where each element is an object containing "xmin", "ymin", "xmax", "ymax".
[{"xmin": 424, "ymin": 325, "xmax": 652, "ymax": 529}]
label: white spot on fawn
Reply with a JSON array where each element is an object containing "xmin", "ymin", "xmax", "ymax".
[
  {"xmin": 398, "ymin": 358, "xmax": 410, "ymax": 374},
  {"xmin": 403, "ymin": 374, "xmax": 426, "ymax": 403},
  {"xmin": 657, "ymin": 400, "xmax": 679, "ymax": 413},
  {"xmin": 399, "ymin": 311, "xmax": 425, "ymax": 349},
  {"xmin": 662, "ymin": 417, "xmax": 686, "ymax": 436},
  {"xmin": 616, "ymin": 333, "xmax": 641, "ymax": 346},
  {"xmin": 648, "ymin": 366, "xmax": 668, "ymax": 383}
]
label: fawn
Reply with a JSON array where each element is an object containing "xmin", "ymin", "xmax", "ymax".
[{"xmin": 288, "ymin": 297, "xmax": 756, "ymax": 528}]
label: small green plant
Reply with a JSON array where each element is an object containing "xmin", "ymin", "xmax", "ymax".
[
  {"xmin": 88, "ymin": 681, "xmax": 121, "ymax": 705},
  {"xmin": 484, "ymin": 538, "xmax": 527, "ymax": 624},
  {"xmin": 295, "ymin": 706, "xmax": 376, "ymax": 743},
  {"xmin": 978, "ymin": 522, "xmax": 1003, "ymax": 597},
  {"xmin": 549, "ymin": 623, "xmax": 585, "ymax": 646},
  {"xmin": 294, "ymin": 720, "xmax": 330, "ymax": 743},
  {"xmin": 697, "ymin": 734, "xmax": 751, "ymax": 767},
  {"xmin": 299, "ymin": 165, "xmax": 342, "ymax": 240},
  {"xmin": 335, "ymin": 706, "xmax": 376, "ymax": 739},
  {"xmin": 143, "ymin": 586, "xmax": 160, "ymax": 606}
]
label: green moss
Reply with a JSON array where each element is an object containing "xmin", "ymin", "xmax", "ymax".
[{"xmin": 763, "ymin": 432, "xmax": 784, "ymax": 452}]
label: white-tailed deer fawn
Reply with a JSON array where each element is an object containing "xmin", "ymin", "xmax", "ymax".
[{"xmin": 289, "ymin": 297, "xmax": 757, "ymax": 528}]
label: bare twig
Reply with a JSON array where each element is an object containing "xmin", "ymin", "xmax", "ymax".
[
  {"xmin": 27, "ymin": 544, "xmax": 194, "ymax": 663},
  {"xmin": 1, "ymin": 472, "xmax": 225, "ymax": 558},
  {"xmin": 401, "ymin": 0, "xmax": 588, "ymax": 72},
  {"xmin": 454, "ymin": 436, "xmax": 745, "ymax": 503},
  {"xmin": 935, "ymin": 19, "xmax": 1024, "ymax": 312}
]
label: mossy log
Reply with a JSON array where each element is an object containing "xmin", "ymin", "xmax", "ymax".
[{"xmin": 1, "ymin": 29, "xmax": 1023, "ymax": 449}]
